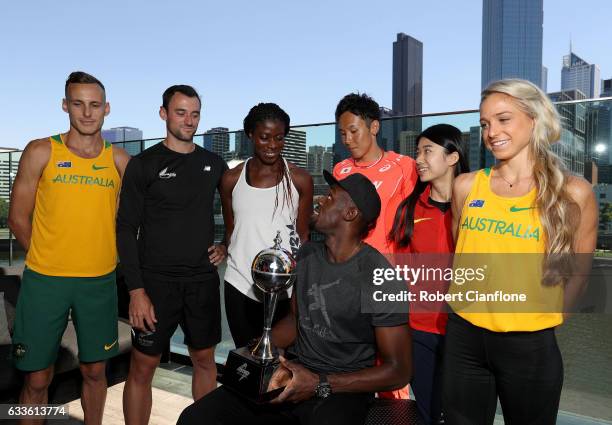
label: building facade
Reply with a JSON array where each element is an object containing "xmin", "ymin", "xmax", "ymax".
[
  {"xmin": 392, "ymin": 33, "xmax": 423, "ymax": 116},
  {"xmin": 601, "ymin": 78, "xmax": 612, "ymax": 98},
  {"xmin": 561, "ymin": 51, "xmax": 601, "ymax": 99},
  {"xmin": 548, "ymin": 89, "xmax": 587, "ymax": 176},
  {"xmin": 203, "ymin": 127, "xmax": 230, "ymax": 157},
  {"xmin": 481, "ymin": 0, "xmax": 544, "ymax": 90},
  {"xmin": 102, "ymin": 126, "xmax": 144, "ymax": 155},
  {"xmin": 391, "ymin": 33, "xmax": 423, "ymax": 152},
  {"xmin": 306, "ymin": 145, "xmax": 333, "ymax": 175},
  {"xmin": 283, "ymin": 129, "xmax": 307, "ymax": 169},
  {"xmin": 234, "ymin": 130, "xmax": 254, "ymax": 160}
]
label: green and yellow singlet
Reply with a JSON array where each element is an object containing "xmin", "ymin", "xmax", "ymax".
[
  {"xmin": 26, "ymin": 134, "xmax": 120, "ymax": 277},
  {"xmin": 453, "ymin": 168, "xmax": 563, "ymax": 332}
]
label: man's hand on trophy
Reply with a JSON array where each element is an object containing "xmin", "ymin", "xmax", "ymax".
[
  {"xmin": 129, "ymin": 288, "xmax": 157, "ymax": 332},
  {"xmin": 208, "ymin": 244, "xmax": 227, "ymax": 266},
  {"xmin": 267, "ymin": 363, "xmax": 292, "ymax": 393},
  {"xmin": 269, "ymin": 356, "xmax": 318, "ymax": 404}
]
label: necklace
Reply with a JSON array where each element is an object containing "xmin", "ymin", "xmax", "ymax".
[
  {"xmin": 498, "ymin": 173, "xmax": 518, "ymax": 188},
  {"xmin": 354, "ymin": 150, "xmax": 384, "ymax": 168},
  {"xmin": 496, "ymin": 171, "xmax": 533, "ymax": 189}
]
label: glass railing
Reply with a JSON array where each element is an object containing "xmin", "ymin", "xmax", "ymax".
[{"xmin": 1, "ymin": 98, "xmax": 611, "ymax": 423}]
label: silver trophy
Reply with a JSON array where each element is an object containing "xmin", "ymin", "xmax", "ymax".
[
  {"xmin": 250, "ymin": 231, "xmax": 296, "ymax": 360},
  {"xmin": 223, "ymin": 231, "xmax": 296, "ymax": 402}
]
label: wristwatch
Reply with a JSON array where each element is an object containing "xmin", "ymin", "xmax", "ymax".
[{"xmin": 315, "ymin": 373, "xmax": 332, "ymax": 398}]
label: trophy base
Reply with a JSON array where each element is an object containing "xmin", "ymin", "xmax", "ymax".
[{"xmin": 221, "ymin": 347, "xmax": 284, "ymax": 404}]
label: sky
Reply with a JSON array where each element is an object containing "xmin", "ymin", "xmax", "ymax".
[{"xmin": 1, "ymin": 0, "xmax": 611, "ymax": 149}]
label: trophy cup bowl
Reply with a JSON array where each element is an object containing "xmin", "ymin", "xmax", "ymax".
[
  {"xmin": 222, "ymin": 232, "xmax": 296, "ymax": 402},
  {"xmin": 251, "ymin": 249, "xmax": 295, "ymax": 293}
]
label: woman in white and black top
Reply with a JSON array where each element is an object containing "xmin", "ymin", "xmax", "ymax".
[{"xmin": 220, "ymin": 103, "xmax": 313, "ymax": 348}]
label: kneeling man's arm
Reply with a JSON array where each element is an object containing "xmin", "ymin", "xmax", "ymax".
[
  {"xmin": 329, "ymin": 325, "xmax": 412, "ymax": 393},
  {"xmin": 271, "ymin": 325, "xmax": 411, "ymax": 403}
]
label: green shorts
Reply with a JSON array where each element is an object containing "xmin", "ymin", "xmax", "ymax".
[{"xmin": 12, "ymin": 268, "xmax": 118, "ymax": 371}]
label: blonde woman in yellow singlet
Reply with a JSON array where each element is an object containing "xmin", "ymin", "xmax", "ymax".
[{"xmin": 443, "ymin": 79, "xmax": 597, "ymax": 425}]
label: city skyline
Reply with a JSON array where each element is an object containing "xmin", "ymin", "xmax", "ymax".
[{"xmin": 2, "ymin": 0, "xmax": 612, "ymax": 149}]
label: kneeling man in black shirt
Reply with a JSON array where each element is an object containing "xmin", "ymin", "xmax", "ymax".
[{"xmin": 178, "ymin": 170, "xmax": 411, "ymax": 425}]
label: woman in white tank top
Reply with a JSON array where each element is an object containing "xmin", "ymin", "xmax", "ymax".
[{"xmin": 220, "ymin": 103, "xmax": 313, "ymax": 348}]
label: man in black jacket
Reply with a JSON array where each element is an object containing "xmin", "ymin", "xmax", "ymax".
[{"xmin": 117, "ymin": 85, "xmax": 227, "ymax": 425}]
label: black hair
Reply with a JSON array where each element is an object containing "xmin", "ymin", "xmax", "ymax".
[
  {"xmin": 243, "ymin": 103, "xmax": 290, "ymax": 137},
  {"xmin": 162, "ymin": 85, "xmax": 201, "ymax": 110},
  {"xmin": 335, "ymin": 93, "xmax": 381, "ymax": 125},
  {"xmin": 243, "ymin": 103, "xmax": 294, "ymax": 217},
  {"xmin": 389, "ymin": 124, "xmax": 470, "ymax": 248},
  {"xmin": 65, "ymin": 71, "xmax": 105, "ymax": 98}
]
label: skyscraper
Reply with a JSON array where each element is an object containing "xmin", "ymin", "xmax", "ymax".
[
  {"xmin": 234, "ymin": 130, "xmax": 254, "ymax": 159},
  {"xmin": 602, "ymin": 78, "xmax": 612, "ymax": 97},
  {"xmin": 307, "ymin": 146, "xmax": 334, "ymax": 196},
  {"xmin": 378, "ymin": 107, "xmax": 397, "ymax": 152},
  {"xmin": 596, "ymin": 80, "xmax": 612, "ymax": 174},
  {"xmin": 548, "ymin": 90, "xmax": 587, "ymax": 176},
  {"xmin": 0, "ymin": 149, "xmax": 20, "ymax": 201},
  {"xmin": 465, "ymin": 126, "xmax": 496, "ymax": 171},
  {"xmin": 561, "ymin": 50, "xmax": 601, "ymax": 99},
  {"xmin": 102, "ymin": 126, "xmax": 143, "ymax": 156},
  {"xmin": 468, "ymin": 126, "xmax": 483, "ymax": 172},
  {"xmin": 389, "ymin": 33, "xmax": 423, "ymax": 155},
  {"xmin": 203, "ymin": 127, "xmax": 230, "ymax": 157},
  {"xmin": 392, "ymin": 33, "xmax": 423, "ymax": 116},
  {"xmin": 306, "ymin": 146, "xmax": 333, "ymax": 176},
  {"xmin": 541, "ymin": 66, "xmax": 548, "ymax": 93},
  {"xmin": 398, "ymin": 130, "xmax": 419, "ymax": 158},
  {"xmin": 333, "ymin": 125, "xmax": 348, "ymax": 164},
  {"xmin": 283, "ymin": 129, "xmax": 307, "ymax": 168},
  {"xmin": 481, "ymin": 0, "xmax": 544, "ymax": 90}
]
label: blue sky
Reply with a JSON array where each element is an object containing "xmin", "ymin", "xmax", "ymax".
[{"xmin": 1, "ymin": 0, "xmax": 611, "ymax": 149}]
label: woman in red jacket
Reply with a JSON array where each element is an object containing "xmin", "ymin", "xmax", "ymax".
[{"xmin": 390, "ymin": 124, "xmax": 469, "ymax": 425}]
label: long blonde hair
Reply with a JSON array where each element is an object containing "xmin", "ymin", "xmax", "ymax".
[{"xmin": 481, "ymin": 79, "xmax": 578, "ymax": 255}]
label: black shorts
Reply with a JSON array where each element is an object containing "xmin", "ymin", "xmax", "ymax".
[{"xmin": 132, "ymin": 274, "xmax": 221, "ymax": 355}]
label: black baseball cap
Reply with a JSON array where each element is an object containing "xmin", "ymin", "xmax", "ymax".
[{"xmin": 323, "ymin": 170, "xmax": 381, "ymax": 225}]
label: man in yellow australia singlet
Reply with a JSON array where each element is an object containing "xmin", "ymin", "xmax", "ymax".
[{"xmin": 8, "ymin": 72, "xmax": 130, "ymax": 425}]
